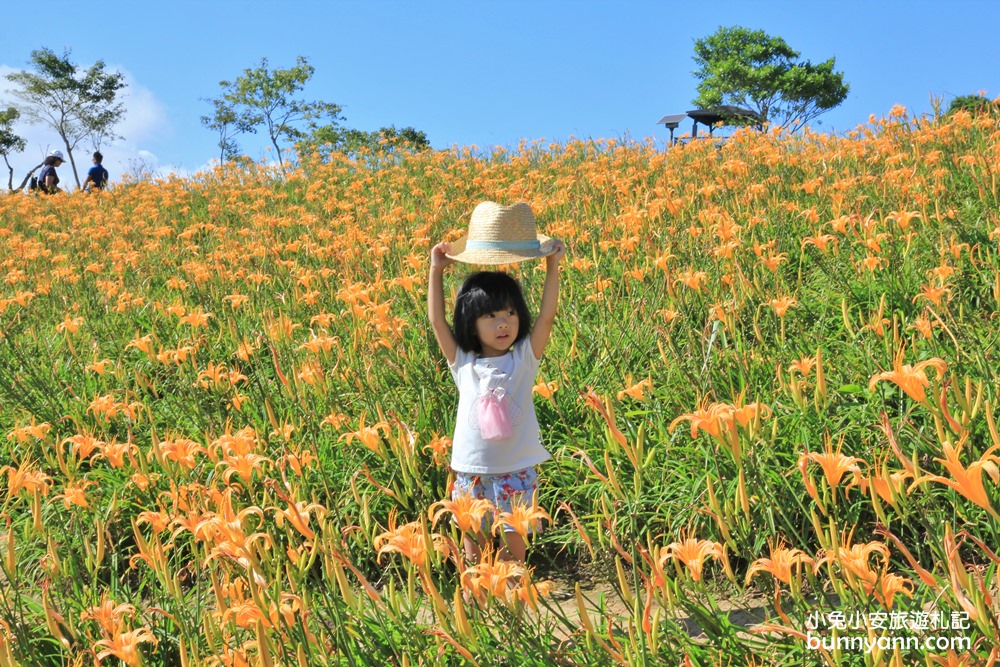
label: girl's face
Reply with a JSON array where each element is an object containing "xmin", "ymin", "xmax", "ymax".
[{"xmin": 475, "ymin": 307, "xmax": 519, "ymax": 357}]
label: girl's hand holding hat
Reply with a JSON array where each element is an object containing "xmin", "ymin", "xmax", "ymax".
[
  {"xmin": 546, "ymin": 239, "xmax": 566, "ymax": 265},
  {"xmin": 431, "ymin": 242, "xmax": 456, "ymax": 270}
]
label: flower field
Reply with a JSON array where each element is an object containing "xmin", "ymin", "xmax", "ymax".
[{"xmin": 1, "ymin": 106, "xmax": 1000, "ymax": 666}]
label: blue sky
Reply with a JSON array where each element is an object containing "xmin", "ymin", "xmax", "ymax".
[{"xmin": 2, "ymin": 0, "xmax": 998, "ymax": 183}]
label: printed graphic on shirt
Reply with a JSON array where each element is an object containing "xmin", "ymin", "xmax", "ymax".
[
  {"xmin": 469, "ymin": 354, "xmax": 523, "ymax": 436},
  {"xmin": 469, "ymin": 390, "xmax": 524, "ymax": 432}
]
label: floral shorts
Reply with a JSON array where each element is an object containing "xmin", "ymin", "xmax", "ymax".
[{"xmin": 452, "ymin": 467, "xmax": 539, "ymax": 534}]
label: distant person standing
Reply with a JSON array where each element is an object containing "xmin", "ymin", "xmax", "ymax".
[
  {"xmin": 82, "ymin": 151, "xmax": 109, "ymax": 191},
  {"xmin": 37, "ymin": 150, "xmax": 64, "ymax": 194}
]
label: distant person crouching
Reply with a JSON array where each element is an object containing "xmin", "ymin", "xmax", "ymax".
[
  {"xmin": 83, "ymin": 151, "xmax": 109, "ymax": 191},
  {"xmin": 38, "ymin": 150, "xmax": 64, "ymax": 194}
]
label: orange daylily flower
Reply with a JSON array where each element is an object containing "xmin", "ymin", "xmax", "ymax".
[
  {"xmin": 769, "ymin": 295, "xmax": 797, "ymax": 317},
  {"xmin": 859, "ymin": 254, "xmax": 884, "ymax": 272},
  {"xmin": 422, "ymin": 435, "xmax": 452, "ymax": 467},
  {"xmin": 211, "ymin": 426, "xmax": 258, "ymax": 458},
  {"xmin": 126, "ymin": 334, "xmax": 155, "ymax": 356},
  {"xmin": 87, "ymin": 359, "xmax": 112, "ymax": 375},
  {"xmin": 340, "ymin": 414, "xmax": 391, "ymax": 454},
  {"xmin": 56, "ymin": 480, "xmax": 96, "ymax": 509},
  {"xmin": 81, "ymin": 594, "xmax": 136, "ymax": 636},
  {"xmin": 511, "ymin": 574, "xmax": 553, "ymax": 611},
  {"xmin": 220, "ymin": 600, "xmax": 269, "ymax": 630},
  {"xmin": 298, "ymin": 333, "xmax": 339, "ymax": 354},
  {"xmin": 745, "ymin": 540, "xmax": 814, "ymax": 586},
  {"xmin": 429, "ymin": 495, "xmax": 494, "ymax": 535},
  {"xmin": 233, "ymin": 339, "xmax": 258, "ymax": 361},
  {"xmin": 96, "ymin": 439, "xmax": 137, "ymax": 469},
  {"xmin": 817, "ymin": 532, "xmax": 913, "ymax": 608},
  {"xmin": 910, "ymin": 437, "xmax": 1000, "ymax": 519},
  {"xmin": 871, "ymin": 571, "xmax": 914, "ymax": 609},
  {"xmin": 277, "ymin": 449, "xmax": 317, "ymax": 475},
  {"xmin": 94, "ymin": 627, "xmax": 157, "ymax": 666},
  {"xmin": 787, "ymin": 355, "xmax": 816, "ymax": 377},
  {"xmin": 158, "ymin": 438, "xmax": 204, "ymax": 470},
  {"xmin": 731, "ymin": 399, "xmax": 771, "ymax": 429},
  {"xmin": 913, "ymin": 283, "xmax": 952, "ymax": 307},
  {"xmin": 658, "ymin": 309, "xmax": 681, "ymax": 324},
  {"xmin": 759, "ymin": 252, "xmax": 788, "ymax": 273},
  {"xmin": 928, "ymin": 651, "xmax": 976, "ymax": 667},
  {"xmin": 815, "ymin": 534, "xmax": 890, "ymax": 587},
  {"xmin": 492, "ymin": 498, "xmax": 551, "ymax": 539},
  {"xmin": 928, "ymin": 262, "xmax": 957, "ymax": 283},
  {"xmin": 798, "ymin": 434, "xmax": 866, "ymax": 503},
  {"xmin": 675, "ymin": 269, "xmax": 708, "ymax": 293},
  {"xmin": 659, "ymin": 535, "xmax": 726, "ymax": 582},
  {"xmin": 868, "ymin": 350, "xmax": 947, "ymax": 404},
  {"xmin": 6, "ymin": 418, "xmax": 51, "ymax": 443},
  {"xmin": 219, "ymin": 452, "xmax": 268, "ymax": 484},
  {"xmin": 888, "ymin": 210, "xmax": 921, "ymax": 230},
  {"xmin": 56, "ymin": 315, "xmax": 84, "ymax": 334},
  {"xmin": 223, "ymin": 293, "xmax": 249, "ymax": 308},
  {"xmin": 669, "ymin": 397, "xmax": 731, "ymax": 441},
  {"xmin": 801, "ymin": 233, "xmax": 838, "ymax": 253},
  {"xmin": 321, "ymin": 412, "xmax": 349, "ymax": 429},
  {"xmin": 374, "ymin": 511, "xmax": 448, "ymax": 569},
  {"xmin": 460, "ymin": 552, "xmax": 527, "ymax": 604},
  {"xmin": 867, "ymin": 455, "xmax": 913, "ymax": 510},
  {"xmin": 532, "ymin": 380, "xmax": 558, "ymax": 399},
  {"xmin": 670, "ymin": 395, "xmax": 770, "ymax": 463},
  {"xmin": 177, "ymin": 309, "xmax": 213, "ymax": 328},
  {"xmin": 272, "ymin": 500, "xmax": 327, "ymax": 540},
  {"xmin": 193, "ymin": 503, "xmax": 271, "ymax": 585},
  {"xmin": 617, "ymin": 378, "xmax": 652, "ymax": 401},
  {"xmin": 909, "ymin": 313, "xmax": 935, "ymax": 340},
  {"xmin": 136, "ymin": 509, "xmax": 172, "ymax": 535},
  {"xmin": 3, "ymin": 462, "xmax": 53, "ymax": 497},
  {"xmin": 196, "ymin": 363, "xmax": 246, "ymax": 389}
]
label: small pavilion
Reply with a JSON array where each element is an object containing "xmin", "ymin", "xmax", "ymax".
[{"xmin": 657, "ymin": 106, "xmax": 762, "ymax": 143}]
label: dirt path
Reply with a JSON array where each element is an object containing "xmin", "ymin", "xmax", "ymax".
[{"xmin": 538, "ymin": 573, "xmax": 771, "ymax": 640}]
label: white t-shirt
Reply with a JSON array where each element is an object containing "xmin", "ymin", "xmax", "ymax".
[{"xmin": 448, "ymin": 338, "xmax": 550, "ymax": 474}]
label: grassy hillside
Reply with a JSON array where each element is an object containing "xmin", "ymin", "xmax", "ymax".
[{"xmin": 0, "ymin": 107, "xmax": 998, "ymax": 665}]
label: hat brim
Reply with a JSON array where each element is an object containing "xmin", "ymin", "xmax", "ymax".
[{"xmin": 446, "ymin": 234, "xmax": 555, "ymax": 265}]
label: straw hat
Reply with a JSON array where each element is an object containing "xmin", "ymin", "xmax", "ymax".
[{"xmin": 446, "ymin": 201, "xmax": 556, "ymax": 265}]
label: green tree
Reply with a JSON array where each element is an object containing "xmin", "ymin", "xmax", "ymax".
[
  {"xmin": 946, "ymin": 93, "xmax": 998, "ymax": 117},
  {"xmin": 692, "ymin": 26, "xmax": 849, "ymax": 132},
  {"xmin": 200, "ymin": 96, "xmax": 246, "ymax": 166},
  {"xmin": 0, "ymin": 108, "xmax": 27, "ymax": 191},
  {"xmin": 298, "ymin": 123, "xmax": 430, "ymax": 161},
  {"xmin": 5, "ymin": 48, "xmax": 127, "ymax": 188},
  {"xmin": 203, "ymin": 56, "xmax": 342, "ymax": 169}
]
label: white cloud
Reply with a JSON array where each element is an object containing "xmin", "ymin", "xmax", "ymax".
[
  {"xmin": 113, "ymin": 69, "xmax": 170, "ymax": 146},
  {"xmin": 0, "ymin": 62, "xmax": 177, "ymax": 189}
]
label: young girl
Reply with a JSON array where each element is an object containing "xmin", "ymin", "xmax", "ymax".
[{"xmin": 428, "ymin": 232, "xmax": 565, "ymax": 563}]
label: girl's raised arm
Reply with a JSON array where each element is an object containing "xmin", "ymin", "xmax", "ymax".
[
  {"xmin": 530, "ymin": 240, "xmax": 566, "ymax": 359},
  {"xmin": 428, "ymin": 242, "xmax": 458, "ymax": 365}
]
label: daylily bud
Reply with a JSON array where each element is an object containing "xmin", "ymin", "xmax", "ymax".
[
  {"xmin": 841, "ymin": 298, "xmax": 855, "ymax": 336},
  {"xmin": 814, "ymin": 347, "xmax": 827, "ymax": 410}
]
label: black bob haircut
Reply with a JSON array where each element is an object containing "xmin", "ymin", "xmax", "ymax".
[{"xmin": 452, "ymin": 271, "xmax": 532, "ymax": 354}]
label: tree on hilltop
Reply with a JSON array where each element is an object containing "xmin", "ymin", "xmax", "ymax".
[
  {"xmin": 298, "ymin": 123, "xmax": 430, "ymax": 161},
  {"xmin": 692, "ymin": 26, "xmax": 849, "ymax": 132},
  {"xmin": 0, "ymin": 108, "xmax": 27, "ymax": 191},
  {"xmin": 6, "ymin": 47, "xmax": 127, "ymax": 188},
  {"xmin": 202, "ymin": 56, "xmax": 342, "ymax": 169},
  {"xmin": 946, "ymin": 93, "xmax": 998, "ymax": 117}
]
